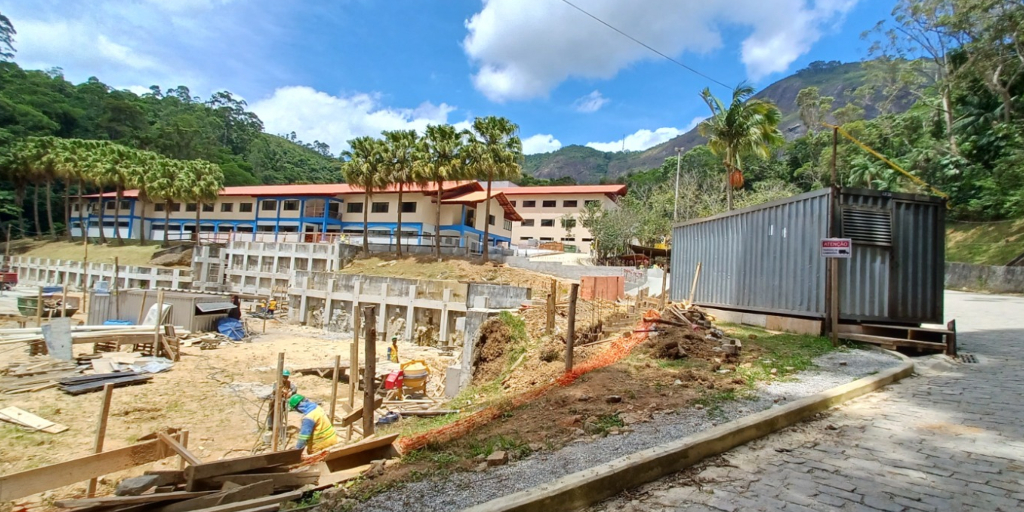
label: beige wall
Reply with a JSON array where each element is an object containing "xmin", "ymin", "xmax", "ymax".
[{"xmin": 506, "ymin": 193, "xmax": 619, "ymax": 253}]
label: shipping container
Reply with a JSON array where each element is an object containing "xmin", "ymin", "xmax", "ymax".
[{"xmin": 670, "ymin": 187, "xmax": 945, "ymax": 325}]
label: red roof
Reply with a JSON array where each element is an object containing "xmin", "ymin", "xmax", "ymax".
[
  {"xmin": 494, "ymin": 184, "xmax": 627, "ymax": 196},
  {"xmin": 85, "ymin": 181, "xmax": 482, "ymax": 199},
  {"xmin": 441, "ymin": 191, "xmax": 522, "ymax": 221}
]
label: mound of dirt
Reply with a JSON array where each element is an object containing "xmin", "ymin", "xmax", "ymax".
[
  {"xmin": 642, "ymin": 323, "xmax": 738, "ymax": 363},
  {"xmin": 473, "ymin": 318, "xmax": 513, "ymax": 384},
  {"xmin": 149, "ymin": 248, "xmax": 193, "ymax": 267}
]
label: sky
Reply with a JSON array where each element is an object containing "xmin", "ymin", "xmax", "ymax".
[{"xmin": 4, "ymin": 0, "xmax": 894, "ymax": 156}]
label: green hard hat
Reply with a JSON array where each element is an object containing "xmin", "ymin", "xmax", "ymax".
[
  {"xmin": 282, "ymin": 369, "xmax": 291, "ymax": 377},
  {"xmin": 288, "ymin": 394, "xmax": 304, "ymax": 409}
]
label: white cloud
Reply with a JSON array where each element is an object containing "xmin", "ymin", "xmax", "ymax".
[
  {"xmin": 463, "ymin": 0, "xmax": 857, "ymax": 101},
  {"xmin": 522, "ymin": 134, "xmax": 562, "ymax": 155},
  {"xmin": 573, "ymin": 90, "xmax": 609, "ymax": 113},
  {"xmin": 251, "ymin": 86, "xmax": 457, "ymax": 155},
  {"xmin": 586, "ymin": 127, "xmax": 683, "ymax": 153},
  {"xmin": 120, "ymin": 85, "xmax": 154, "ymax": 96},
  {"xmin": 15, "ymin": 19, "xmax": 166, "ymax": 77}
]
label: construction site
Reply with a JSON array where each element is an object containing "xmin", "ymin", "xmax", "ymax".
[{"xmin": 0, "ymin": 191, "xmax": 952, "ymax": 512}]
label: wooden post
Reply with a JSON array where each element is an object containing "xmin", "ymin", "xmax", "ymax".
[
  {"xmin": 272, "ymin": 352, "xmax": 284, "ymax": 451},
  {"xmin": 82, "ymin": 234, "xmax": 89, "ymax": 325},
  {"xmin": 113, "ymin": 257, "xmax": 120, "ymax": 320},
  {"xmin": 565, "ymin": 283, "xmax": 579, "ymax": 372},
  {"xmin": 154, "ymin": 290, "xmax": 165, "ymax": 356},
  {"xmin": 178, "ymin": 430, "xmax": 190, "ymax": 470},
  {"xmin": 262, "ymin": 296, "xmax": 268, "ymax": 334},
  {"xmin": 3, "ymin": 225, "xmax": 10, "ymax": 262},
  {"xmin": 659, "ymin": 268, "xmax": 668, "ymax": 310},
  {"xmin": 137, "ymin": 290, "xmax": 148, "ymax": 325},
  {"xmin": 348, "ymin": 318, "xmax": 360, "ymax": 441},
  {"xmin": 86, "ymin": 383, "xmax": 114, "ymax": 497},
  {"xmin": 35, "ymin": 287, "xmax": 43, "ymax": 327},
  {"xmin": 546, "ymin": 279, "xmax": 556, "ymax": 335},
  {"xmin": 688, "ymin": 262, "xmax": 702, "ymax": 305},
  {"xmin": 362, "ymin": 305, "xmax": 377, "ymax": 438},
  {"xmin": 328, "ymin": 355, "xmax": 341, "ymax": 422},
  {"xmin": 829, "ymin": 126, "xmax": 840, "ymax": 347}
]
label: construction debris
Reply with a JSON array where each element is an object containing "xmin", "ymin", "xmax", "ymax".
[
  {"xmin": 642, "ymin": 304, "xmax": 741, "ymax": 362},
  {"xmin": 1, "ymin": 356, "xmax": 84, "ymax": 394},
  {"xmin": 0, "ymin": 405, "xmax": 69, "ymax": 433},
  {"xmin": 59, "ymin": 371, "xmax": 153, "ymax": 395}
]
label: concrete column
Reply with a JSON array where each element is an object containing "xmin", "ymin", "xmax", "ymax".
[
  {"xmin": 377, "ymin": 282, "xmax": 389, "ymax": 334},
  {"xmin": 439, "ymin": 288, "xmax": 451, "ymax": 343},
  {"xmin": 298, "ymin": 275, "xmax": 309, "ymax": 325},
  {"xmin": 404, "ymin": 285, "xmax": 416, "ymax": 341},
  {"xmin": 323, "ymin": 278, "xmax": 336, "ymax": 334},
  {"xmin": 351, "ymin": 280, "xmax": 362, "ymax": 335}
]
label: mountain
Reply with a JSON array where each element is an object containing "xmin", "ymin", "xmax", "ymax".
[{"xmin": 525, "ymin": 61, "xmax": 904, "ymax": 183}]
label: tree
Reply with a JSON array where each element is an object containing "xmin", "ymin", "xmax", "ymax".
[
  {"xmin": 796, "ymin": 87, "xmax": 834, "ymax": 134},
  {"xmin": 421, "ymin": 124, "xmax": 467, "ymax": 260},
  {"xmin": 381, "ymin": 130, "xmax": 421, "ymax": 257},
  {"xmin": 698, "ymin": 84, "xmax": 784, "ymax": 210},
  {"xmin": 467, "ymin": 116, "xmax": 522, "ymax": 262},
  {"xmin": 0, "ymin": 11, "xmax": 15, "ymax": 61},
  {"xmin": 182, "ymin": 160, "xmax": 224, "ymax": 246},
  {"xmin": 342, "ymin": 136, "xmax": 388, "ymax": 255}
]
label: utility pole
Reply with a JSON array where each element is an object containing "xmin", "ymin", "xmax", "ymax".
[{"xmin": 673, "ymin": 148, "xmax": 682, "ymax": 222}]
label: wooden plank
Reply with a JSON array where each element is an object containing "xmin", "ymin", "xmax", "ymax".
[
  {"xmin": 0, "ymin": 436, "xmax": 178, "ymax": 501},
  {"xmin": 339, "ymin": 397, "xmax": 382, "ymax": 427},
  {"xmin": 86, "ymin": 383, "xmax": 114, "ymax": 497},
  {"xmin": 840, "ymin": 333, "xmax": 946, "ymax": 351},
  {"xmin": 178, "ymin": 489, "xmax": 302, "ymax": 512},
  {"xmin": 319, "ymin": 434, "xmax": 398, "ymax": 475},
  {"xmin": 61, "ymin": 375, "xmax": 152, "ymax": 395},
  {"xmin": 316, "ymin": 463, "xmax": 371, "ymax": 488},
  {"xmin": 195, "ymin": 471, "xmax": 319, "ymax": 492},
  {"xmin": 143, "ymin": 470, "xmax": 186, "ymax": 486},
  {"xmin": 151, "ymin": 480, "xmax": 274, "ymax": 512},
  {"xmin": 54, "ymin": 490, "xmax": 215, "ymax": 508},
  {"xmin": 185, "ymin": 449, "xmax": 303, "ymax": 490},
  {"xmin": 158, "ymin": 432, "xmax": 202, "ymax": 466},
  {"xmin": 0, "ymin": 406, "xmax": 68, "ymax": 433},
  {"xmin": 321, "ymin": 434, "xmax": 399, "ymax": 463}
]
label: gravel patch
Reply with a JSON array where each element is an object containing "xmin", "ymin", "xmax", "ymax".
[{"xmin": 351, "ymin": 348, "xmax": 902, "ymax": 512}]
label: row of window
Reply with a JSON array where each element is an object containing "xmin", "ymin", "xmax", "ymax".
[
  {"xmin": 345, "ymin": 202, "xmax": 417, "ymax": 214},
  {"xmin": 520, "ymin": 218, "xmax": 577, "ymax": 228},
  {"xmin": 520, "ymin": 236, "xmax": 594, "ymax": 242},
  {"xmin": 510, "ymin": 199, "xmax": 601, "ymax": 209}
]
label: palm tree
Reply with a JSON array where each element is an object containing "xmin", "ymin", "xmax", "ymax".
[
  {"xmin": 97, "ymin": 144, "xmax": 136, "ymax": 246},
  {"xmin": 698, "ymin": 84, "xmax": 784, "ymax": 210},
  {"xmin": 342, "ymin": 136, "xmax": 387, "ymax": 256},
  {"xmin": 147, "ymin": 160, "xmax": 180, "ymax": 248},
  {"xmin": 47, "ymin": 138, "xmax": 86, "ymax": 242},
  {"xmin": 183, "ymin": 160, "xmax": 224, "ymax": 246},
  {"xmin": 381, "ymin": 130, "xmax": 421, "ymax": 257},
  {"xmin": 421, "ymin": 124, "xmax": 468, "ymax": 260},
  {"xmin": 127, "ymin": 151, "xmax": 160, "ymax": 245},
  {"xmin": 467, "ymin": 116, "xmax": 522, "ymax": 262},
  {"xmin": 3, "ymin": 141, "xmax": 37, "ymax": 241}
]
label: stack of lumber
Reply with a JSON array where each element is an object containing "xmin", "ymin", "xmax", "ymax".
[
  {"xmin": 0, "ymin": 356, "xmax": 85, "ymax": 394},
  {"xmin": 59, "ymin": 371, "xmax": 153, "ymax": 395},
  {"xmin": 0, "ymin": 325, "xmax": 189, "ymax": 345}
]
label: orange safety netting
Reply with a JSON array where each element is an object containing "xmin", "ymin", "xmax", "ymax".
[{"xmin": 396, "ymin": 309, "xmax": 661, "ymax": 453}]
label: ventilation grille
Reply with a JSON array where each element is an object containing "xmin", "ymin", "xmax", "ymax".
[{"xmin": 842, "ymin": 207, "xmax": 892, "ymax": 245}]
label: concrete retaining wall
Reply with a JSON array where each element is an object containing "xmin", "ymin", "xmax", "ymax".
[
  {"xmin": 9, "ymin": 256, "xmax": 193, "ymax": 291},
  {"xmin": 945, "ymin": 262, "xmax": 1024, "ymax": 294},
  {"xmin": 504, "ymin": 257, "xmax": 646, "ymax": 285}
]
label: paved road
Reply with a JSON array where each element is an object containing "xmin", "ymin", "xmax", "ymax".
[{"xmin": 592, "ymin": 291, "xmax": 1024, "ymax": 512}]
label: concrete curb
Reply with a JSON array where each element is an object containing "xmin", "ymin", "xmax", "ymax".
[{"xmin": 463, "ymin": 357, "xmax": 915, "ymax": 512}]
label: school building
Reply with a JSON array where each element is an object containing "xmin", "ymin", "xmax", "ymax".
[{"xmin": 495, "ymin": 184, "xmax": 627, "ymax": 254}]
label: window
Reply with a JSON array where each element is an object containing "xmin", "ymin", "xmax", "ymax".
[
  {"xmin": 585, "ymin": 200, "xmax": 601, "ymax": 207},
  {"xmin": 563, "ymin": 200, "xmax": 578, "ymax": 208},
  {"xmin": 519, "ymin": 236, "xmax": 533, "ymax": 241},
  {"xmin": 561, "ymin": 237, "xmax": 575, "ymax": 242},
  {"xmin": 171, "ymin": 202, "xmax": 181, "ymax": 212},
  {"xmin": 504, "ymin": 219, "xmax": 512, "ymax": 231},
  {"xmin": 488, "ymin": 214, "xmax": 496, "ymax": 226},
  {"xmin": 282, "ymin": 200, "xmax": 299, "ymax": 211},
  {"xmin": 583, "ymin": 237, "xmax": 594, "ymax": 242},
  {"xmin": 239, "ymin": 202, "xmax": 253, "ymax": 213},
  {"xmin": 261, "ymin": 200, "xmax": 277, "ymax": 211},
  {"xmin": 510, "ymin": 201, "xmax": 517, "ymax": 207},
  {"xmin": 523, "ymin": 200, "xmax": 536, "ymax": 208},
  {"xmin": 561, "ymin": 218, "xmax": 577, "ymax": 229},
  {"xmin": 221, "ymin": 203, "xmax": 234, "ymax": 212},
  {"xmin": 119, "ymin": 200, "xmax": 130, "ymax": 210},
  {"xmin": 202, "ymin": 203, "xmax": 214, "ymax": 212},
  {"xmin": 540, "ymin": 237, "xmax": 553, "ymax": 242},
  {"xmin": 464, "ymin": 209, "xmax": 476, "ymax": 227},
  {"xmin": 371, "ymin": 202, "xmax": 389, "ymax": 213},
  {"xmin": 154, "ymin": 203, "xmax": 165, "ymax": 212},
  {"xmin": 105, "ymin": 201, "xmax": 115, "ymax": 211},
  {"xmin": 401, "ymin": 202, "xmax": 417, "ymax": 213},
  {"xmin": 186, "ymin": 203, "xmax": 197, "ymax": 212},
  {"xmin": 541, "ymin": 219, "xmax": 554, "ymax": 227},
  {"xmin": 521, "ymin": 219, "xmax": 535, "ymax": 227},
  {"xmin": 542, "ymin": 200, "xmax": 556, "ymax": 208},
  {"xmin": 257, "ymin": 225, "xmax": 275, "ymax": 232},
  {"xmin": 347, "ymin": 202, "xmax": 363, "ymax": 214}
]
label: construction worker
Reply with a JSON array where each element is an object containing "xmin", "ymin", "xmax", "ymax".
[
  {"xmin": 264, "ymin": 369, "xmax": 297, "ymax": 441},
  {"xmin": 289, "ymin": 394, "xmax": 339, "ymax": 454},
  {"xmin": 387, "ymin": 335, "xmax": 400, "ymax": 363},
  {"xmin": 268, "ymin": 298, "xmax": 278, "ymax": 318}
]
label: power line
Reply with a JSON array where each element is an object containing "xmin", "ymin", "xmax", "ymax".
[{"xmin": 558, "ymin": 0, "xmax": 732, "ymax": 89}]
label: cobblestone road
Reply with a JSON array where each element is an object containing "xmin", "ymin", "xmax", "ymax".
[{"xmin": 592, "ymin": 291, "xmax": 1024, "ymax": 512}]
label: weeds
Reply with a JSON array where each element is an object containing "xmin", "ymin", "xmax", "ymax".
[
  {"xmin": 584, "ymin": 414, "xmax": 624, "ymax": 435},
  {"xmin": 465, "ymin": 434, "xmax": 532, "ymax": 460}
]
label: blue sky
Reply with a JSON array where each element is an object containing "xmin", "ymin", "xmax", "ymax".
[{"xmin": 5, "ymin": 0, "xmax": 893, "ymax": 155}]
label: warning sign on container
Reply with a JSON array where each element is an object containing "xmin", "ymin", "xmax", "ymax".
[{"xmin": 821, "ymin": 238, "xmax": 852, "ymax": 258}]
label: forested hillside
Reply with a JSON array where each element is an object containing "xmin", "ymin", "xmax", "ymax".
[{"xmin": 0, "ymin": 62, "xmax": 340, "ymax": 188}]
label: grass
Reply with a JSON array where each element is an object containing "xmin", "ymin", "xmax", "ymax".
[
  {"xmin": 15, "ymin": 239, "xmax": 163, "ymax": 266},
  {"xmin": 721, "ymin": 323, "xmax": 836, "ymax": 379},
  {"xmin": 946, "ymin": 219, "xmax": 1024, "ymax": 265},
  {"xmin": 584, "ymin": 414, "xmax": 625, "ymax": 436}
]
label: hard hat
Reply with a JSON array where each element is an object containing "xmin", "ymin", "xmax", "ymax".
[
  {"xmin": 391, "ymin": 335, "xmax": 398, "ymax": 341},
  {"xmin": 288, "ymin": 394, "xmax": 304, "ymax": 410},
  {"xmin": 282, "ymin": 369, "xmax": 291, "ymax": 377}
]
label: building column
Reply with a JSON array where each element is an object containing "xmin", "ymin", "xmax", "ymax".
[
  {"xmin": 404, "ymin": 285, "xmax": 416, "ymax": 342},
  {"xmin": 274, "ymin": 199, "xmax": 282, "ymax": 241}
]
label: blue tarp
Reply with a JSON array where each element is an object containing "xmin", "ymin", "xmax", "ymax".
[
  {"xmin": 104, "ymin": 320, "xmax": 134, "ymax": 326},
  {"xmin": 217, "ymin": 317, "xmax": 246, "ymax": 341}
]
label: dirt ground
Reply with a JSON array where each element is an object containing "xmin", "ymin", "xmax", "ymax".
[
  {"xmin": 337, "ymin": 255, "xmax": 567, "ymax": 293},
  {"xmin": 9, "ymin": 240, "xmax": 168, "ymax": 267},
  {"xmin": 0, "ymin": 319, "xmax": 452, "ymax": 507}
]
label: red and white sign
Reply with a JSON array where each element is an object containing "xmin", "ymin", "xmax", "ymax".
[{"xmin": 821, "ymin": 238, "xmax": 852, "ymax": 258}]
